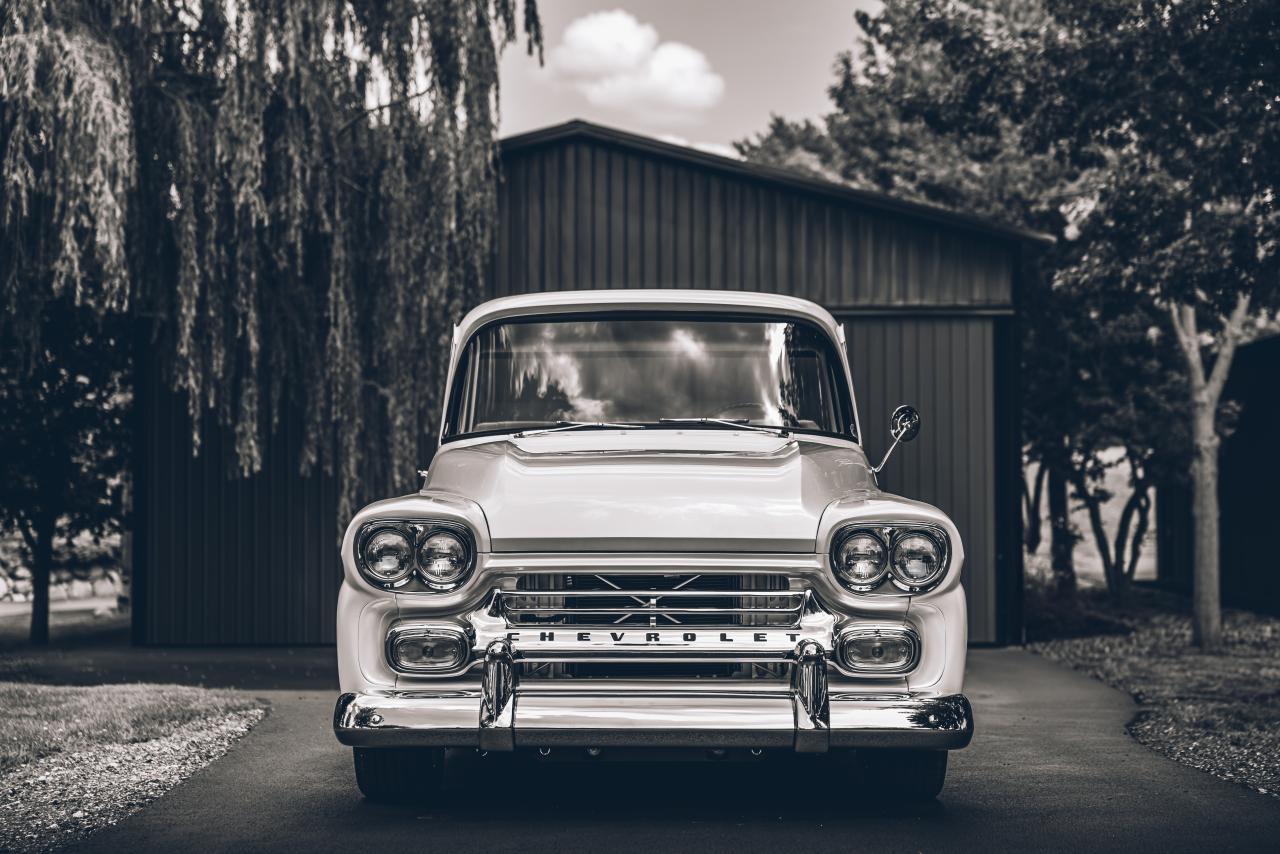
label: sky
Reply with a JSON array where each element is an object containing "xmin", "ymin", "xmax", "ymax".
[{"xmin": 498, "ymin": 1, "xmax": 881, "ymax": 157}]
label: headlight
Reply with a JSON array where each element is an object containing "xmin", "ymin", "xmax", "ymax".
[
  {"xmin": 356, "ymin": 521, "xmax": 475, "ymax": 591},
  {"xmin": 359, "ymin": 526, "xmax": 415, "ymax": 585},
  {"xmin": 830, "ymin": 524, "xmax": 950, "ymax": 593},
  {"xmin": 889, "ymin": 531, "xmax": 946, "ymax": 592},
  {"xmin": 833, "ymin": 531, "xmax": 888, "ymax": 592},
  {"xmin": 417, "ymin": 529, "xmax": 472, "ymax": 590}
]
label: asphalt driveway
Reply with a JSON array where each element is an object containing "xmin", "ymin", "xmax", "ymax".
[{"xmin": 64, "ymin": 648, "xmax": 1280, "ymax": 853}]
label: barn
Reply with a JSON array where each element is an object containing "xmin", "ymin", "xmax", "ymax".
[{"xmin": 132, "ymin": 120, "xmax": 1048, "ymax": 646}]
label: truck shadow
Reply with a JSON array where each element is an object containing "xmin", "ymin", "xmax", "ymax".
[{"xmin": 379, "ymin": 749, "xmax": 949, "ymax": 822}]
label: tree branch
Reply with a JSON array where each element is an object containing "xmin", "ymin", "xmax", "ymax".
[
  {"xmin": 1169, "ymin": 302, "xmax": 1207, "ymax": 389},
  {"xmin": 1125, "ymin": 492, "xmax": 1152, "ymax": 582},
  {"xmin": 16, "ymin": 514, "xmax": 37, "ymax": 554},
  {"xmin": 1112, "ymin": 487, "xmax": 1142, "ymax": 581},
  {"xmin": 1071, "ymin": 470, "xmax": 1116, "ymax": 586},
  {"xmin": 339, "ymin": 87, "xmax": 432, "ymax": 136},
  {"xmin": 1205, "ymin": 291, "xmax": 1252, "ymax": 403}
]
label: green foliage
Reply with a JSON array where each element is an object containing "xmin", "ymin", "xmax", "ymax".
[
  {"xmin": 737, "ymin": 0, "xmax": 1194, "ymax": 598},
  {"xmin": 1006, "ymin": 0, "xmax": 1280, "ymax": 318},
  {"xmin": 0, "ymin": 0, "xmax": 542, "ymax": 523},
  {"xmin": 0, "ymin": 300, "xmax": 130, "ymax": 561},
  {"xmin": 0, "ymin": 0, "xmax": 136, "ymax": 354}
]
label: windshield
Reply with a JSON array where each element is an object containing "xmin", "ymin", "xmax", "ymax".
[{"xmin": 443, "ymin": 314, "xmax": 855, "ymax": 440}]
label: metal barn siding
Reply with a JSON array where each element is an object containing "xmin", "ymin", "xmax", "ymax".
[
  {"xmin": 133, "ymin": 347, "xmax": 342, "ymax": 644},
  {"xmin": 495, "ymin": 135, "xmax": 1018, "ymax": 309},
  {"xmin": 843, "ymin": 316, "xmax": 999, "ymax": 644},
  {"xmin": 132, "ymin": 119, "xmax": 1039, "ymax": 645}
]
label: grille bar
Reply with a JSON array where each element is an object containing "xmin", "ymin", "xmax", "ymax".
[
  {"xmin": 503, "ymin": 574, "xmax": 802, "ymax": 628},
  {"xmin": 505, "ymin": 605, "xmax": 802, "ymax": 616},
  {"xmin": 502, "ymin": 589, "xmax": 803, "ymax": 598}
]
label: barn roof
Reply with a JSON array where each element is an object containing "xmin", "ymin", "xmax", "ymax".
[{"xmin": 500, "ymin": 120, "xmax": 1053, "ymax": 247}]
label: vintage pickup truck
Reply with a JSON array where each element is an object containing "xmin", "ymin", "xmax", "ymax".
[{"xmin": 333, "ymin": 289, "xmax": 972, "ymax": 801}]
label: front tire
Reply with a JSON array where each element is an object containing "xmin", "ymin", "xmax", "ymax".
[
  {"xmin": 352, "ymin": 747, "xmax": 445, "ymax": 803},
  {"xmin": 857, "ymin": 749, "xmax": 948, "ymax": 801}
]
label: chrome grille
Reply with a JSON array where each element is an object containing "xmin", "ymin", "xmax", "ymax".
[{"xmin": 503, "ymin": 574, "xmax": 800, "ymax": 628}]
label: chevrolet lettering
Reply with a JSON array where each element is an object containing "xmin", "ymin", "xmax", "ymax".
[{"xmin": 334, "ymin": 289, "xmax": 974, "ymax": 802}]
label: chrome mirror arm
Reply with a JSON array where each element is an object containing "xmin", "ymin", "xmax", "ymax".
[
  {"xmin": 871, "ymin": 436, "xmax": 903, "ymax": 475},
  {"xmin": 872, "ymin": 404, "xmax": 921, "ymax": 476}
]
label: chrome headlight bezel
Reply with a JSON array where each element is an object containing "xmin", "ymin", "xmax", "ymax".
[
  {"xmin": 830, "ymin": 529, "xmax": 890, "ymax": 592},
  {"xmin": 356, "ymin": 523, "xmax": 416, "ymax": 586},
  {"xmin": 888, "ymin": 529, "xmax": 947, "ymax": 592},
  {"xmin": 829, "ymin": 523, "xmax": 951, "ymax": 594},
  {"xmin": 356, "ymin": 520, "xmax": 476, "ymax": 592}
]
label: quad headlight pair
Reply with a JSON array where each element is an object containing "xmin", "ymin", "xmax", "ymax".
[
  {"xmin": 356, "ymin": 521, "xmax": 475, "ymax": 591},
  {"xmin": 831, "ymin": 524, "xmax": 949, "ymax": 593}
]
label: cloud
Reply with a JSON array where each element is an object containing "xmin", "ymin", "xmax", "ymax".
[{"xmin": 549, "ymin": 10, "xmax": 725, "ymax": 121}]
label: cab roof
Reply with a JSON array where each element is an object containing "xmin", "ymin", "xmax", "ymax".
[{"xmin": 454, "ymin": 289, "xmax": 843, "ymax": 346}]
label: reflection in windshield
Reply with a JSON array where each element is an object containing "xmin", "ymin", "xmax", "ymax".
[{"xmin": 445, "ymin": 316, "xmax": 853, "ymax": 438}]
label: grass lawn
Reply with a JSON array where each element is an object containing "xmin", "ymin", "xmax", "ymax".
[
  {"xmin": 0, "ymin": 682, "xmax": 261, "ymax": 774},
  {"xmin": 1031, "ymin": 590, "xmax": 1280, "ymax": 798}
]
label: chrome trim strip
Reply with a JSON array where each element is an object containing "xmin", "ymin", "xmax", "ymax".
[
  {"xmin": 483, "ymin": 552, "xmax": 826, "ymax": 574},
  {"xmin": 501, "ymin": 589, "xmax": 807, "ymax": 598},
  {"xmin": 504, "ymin": 606, "xmax": 801, "ymax": 616}
]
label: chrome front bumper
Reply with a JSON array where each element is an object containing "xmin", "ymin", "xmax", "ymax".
[{"xmin": 334, "ymin": 639, "xmax": 973, "ymax": 753}]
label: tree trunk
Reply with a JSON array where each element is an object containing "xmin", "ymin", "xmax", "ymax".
[
  {"xmin": 1168, "ymin": 294, "xmax": 1250, "ymax": 653},
  {"xmin": 1023, "ymin": 461, "xmax": 1047, "ymax": 554},
  {"xmin": 29, "ymin": 510, "xmax": 54, "ymax": 646},
  {"xmin": 1047, "ymin": 464, "xmax": 1075, "ymax": 599},
  {"xmin": 1124, "ymin": 491, "xmax": 1151, "ymax": 584},
  {"xmin": 1190, "ymin": 404, "xmax": 1222, "ymax": 650}
]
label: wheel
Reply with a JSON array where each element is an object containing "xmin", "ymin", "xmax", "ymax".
[
  {"xmin": 856, "ymin": 749, "xmax": 948, "ymax": 801},
  {"xmin": 352, "ymin": 747, "xmax": 445, "ymax": 803}
]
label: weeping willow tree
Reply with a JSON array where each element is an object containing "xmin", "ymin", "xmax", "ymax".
[{"xmin": 1, "ymin": 0, "xmax": 542, "ymax": 523}]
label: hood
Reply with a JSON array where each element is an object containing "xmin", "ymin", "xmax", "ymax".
[{"xmin": 424, "ymin": 431, "xmax": 875, "ymax": 552}]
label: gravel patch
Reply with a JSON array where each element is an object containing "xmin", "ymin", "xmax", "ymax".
[
  {"xmin": 0, "ymin": 707, "xmax": 266, "ymax": 852},
  {"xmin": 1032, "ymin": 607, "xmax": 1280, "ymax": 799}
]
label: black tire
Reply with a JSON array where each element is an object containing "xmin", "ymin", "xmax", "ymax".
[
  {"xmin": 352, "ymin": 747, "xmax": 445, "ymax": 803},
  {"xmin": 856, "ymin": 749, "xmax": 948, "ymax": 801}
]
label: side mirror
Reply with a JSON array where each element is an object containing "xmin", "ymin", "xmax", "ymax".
[
  {"xmin": 872, "ymin": 405, "xmax": 921, "ymax": 474},
  {"xmin": 890, "ymin": 404, "xmax": 921, "ymax": 444}
]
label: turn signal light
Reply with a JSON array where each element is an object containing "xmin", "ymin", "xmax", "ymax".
[
  {"xmin": 387, "ymin": 626, "xmax": 470, "ymax": 674},
  {"xmin": 837, "ymin": 627, "xmax": 919, "ymax": 674}
]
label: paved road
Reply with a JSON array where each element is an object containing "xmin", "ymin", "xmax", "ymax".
[{"xmin": 68, "ymin": 648, "xmax": 1280, "ymax": 853}]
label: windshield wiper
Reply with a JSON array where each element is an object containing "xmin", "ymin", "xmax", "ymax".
[
  {"xmin": 514, "ymin": 420, "xmax": 646, "ymax": 438},
  {"xmin": 656, "ymin": 417, "xmax": 790, "ymax": 437}
]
